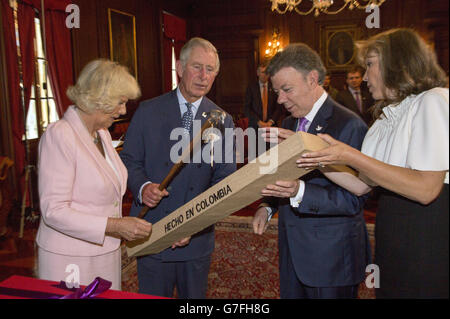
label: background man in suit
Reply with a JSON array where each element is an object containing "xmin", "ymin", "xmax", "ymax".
[
  {"xmin": 244, "ymin": 62, "xmax": 284, "ymax": 132},
  {"xmin": 323, "ymin": 71, "xmax": 338, "ymax": 100},
  {"xmin": 120, "ymin": 37, "xmax": 236, "ymax": 298},
  {"xmin": 335, "ymin": 66, "xmax": 374, "ymax": 125},
  {"xmin": 252, "ymin": 43, "xmax": 371, "ymax": 299}
]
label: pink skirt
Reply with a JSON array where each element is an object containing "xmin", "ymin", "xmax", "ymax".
[{"xmin": 37, "ymin": 247, "xmax": 121, "ymax": 290}]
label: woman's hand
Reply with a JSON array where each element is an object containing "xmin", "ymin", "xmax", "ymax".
[
  {"xmin": 106, "ymin": 216, "xmax": 152, "ymax": 241},
  {"xmin": 296, "ymin": 133, "xmax": 356, "ymax": 168}
]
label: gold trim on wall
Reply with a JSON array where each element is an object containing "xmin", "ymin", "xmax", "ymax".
[{"xmin": 108, "ymin": 8, "xmax": 138, "ymax": 78}]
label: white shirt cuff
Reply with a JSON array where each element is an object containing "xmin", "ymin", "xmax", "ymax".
[
  {"xmin": 139, "ymin": 181, "xmax": 152, "ymax": 204},
  {"xmin": 290, "ymin": 180, "xmax": 305, "ymax": 208},
  {"xmin": 264, "ymin": 207, "xmax": 273, "ymax": 222}
]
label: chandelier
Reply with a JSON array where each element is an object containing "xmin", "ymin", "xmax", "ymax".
[
  {"xmin": 270, "ymin": 0, "xmax": 386, "ymax": 16},
  {"xmin": 265, "ymin": 28, "xmax": 282, "ymax": 57}
]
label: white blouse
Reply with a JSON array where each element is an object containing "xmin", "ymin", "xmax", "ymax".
[{"xmin": 361, "ymin": 87, "xmax": 449, "ymax": 184}]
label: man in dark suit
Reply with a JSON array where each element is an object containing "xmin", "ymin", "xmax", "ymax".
[
  {"xmin": 323, "ymin": 72, "xmax": 338, "ymax": 100},
  {"xmin": 120, "ymin": 38, "xmax": 236, "ymax": 298},
  {"xmin": 252, "ymin": 43, "xmax": 371, "ymax": 299},
  {"xmin": 335, "ymin": 66, "xmax": 374, "ymax": 125},
  {"xmin": 244, "ymin": 63, "xmax": 284, "ymax": 132}
]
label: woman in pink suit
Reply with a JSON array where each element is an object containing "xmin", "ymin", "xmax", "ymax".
[{"xmin": 36, "ymin": 60, "xmax": 152, "ymax": 290}]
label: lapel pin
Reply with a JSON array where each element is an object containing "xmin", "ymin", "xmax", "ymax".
[
  {"xmin": 316, "ymin": 125, "xmax": 323, "ymax": 131},
  {"xmin": 202, "ymin": 112, "xmax": 207, "ymax": 118}
]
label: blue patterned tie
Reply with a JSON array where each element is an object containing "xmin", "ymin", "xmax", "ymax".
[
  {"xmin": 297, "ymin": 117, "xmax": 309, "ymax": 132},
  {"xmin": 182, "ymin": 103, "xmax": 194, "ymax": 134}
]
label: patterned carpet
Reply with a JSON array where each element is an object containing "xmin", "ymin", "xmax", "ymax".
[
  {"xmin": 121, "ymin": 216, "xmax": 376, "ymax": 299},
  {"xmin": 207, "ymin": 216, "xmax": 280, "ymax": 298}
]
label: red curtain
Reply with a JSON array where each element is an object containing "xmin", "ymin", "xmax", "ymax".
[
  {"xmin": 24, "ymin": 0, "xmax": 71, "ymax": 10},
  {"xmin": 1, "ymin": 0, "xmax": 73, "ymax": 197},
  {"xmin": 1, "ymin": 0, "xmax": 23, "ymax": 192},
  {"xmin": 44, "ymin": 8, "xmax": 74, "ymax": 116},
  {"xmin": 17, "ymin": 1, "xmax": 36, "ymax": 117},
  {"xmin": 22, "ymin": 0, "xmax": 73, "ymax": 116},
  {"xmin": 162, "ymin": 12, "xmax": 186, "ymax": 92}
]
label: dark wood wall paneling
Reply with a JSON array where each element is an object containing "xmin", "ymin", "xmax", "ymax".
[
  {"xmin": 285, "ymin": 0, "xmax": 449, "ymax": 90},
  {"xmin": 69, "ymin": 0, "xmax": 448, "ymax": 119},
  {"xmin": 160, "ymin": 0, "xmax": 448, "ymax": 116},
  {"xmin": 71, "ymin": 0, "xmax": 163, "ymax": 116},
  {"xmin": 184, "ymin": 0, "xmax": 267, "ymax": 116}
]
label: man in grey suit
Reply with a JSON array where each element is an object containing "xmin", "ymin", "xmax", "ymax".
[
  {"xmin": 253, "ymin": 43, "xmax": 371, "ymax": 299},
  {"xmin": 120, "ymin": 38, "xmax": 236, "ymax": 298}
]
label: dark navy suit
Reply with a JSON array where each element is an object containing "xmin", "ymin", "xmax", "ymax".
[
  {"xmin": 272, "ymin": 96, "xmax": 371, "ymax": 298},
  {"xmin": 244, "ymin": 81, "xmax": 284, "ymax": 131},
  {"xmin": 120, "ymin": 89, "xmax": 236, "ymax": 297},
  {"xmin": 335, "ymin": 88, "xmax": 374, "ymax": 125}
]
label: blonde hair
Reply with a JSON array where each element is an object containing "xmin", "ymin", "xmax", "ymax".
[
  {"xmin": 355, "ymin": 28, "xmax": 446, "ymax": 118},
  {"xmin": 67, "ymin": 59, "xmax": 141, "ymax": 113}
]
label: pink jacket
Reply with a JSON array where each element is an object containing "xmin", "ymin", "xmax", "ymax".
[{"xmin": 36, "ymin": 106, "xmax": 127, "ymax": 256}]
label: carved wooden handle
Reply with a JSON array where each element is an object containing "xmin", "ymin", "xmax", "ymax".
[{"xmin": 137, "ymin": 118, "xmax": 218, "ymax": 219}]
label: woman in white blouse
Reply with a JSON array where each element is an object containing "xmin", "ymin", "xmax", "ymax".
[{"xmin": 297, "ymin": 28, "xmax": 448, "ymax": 298}]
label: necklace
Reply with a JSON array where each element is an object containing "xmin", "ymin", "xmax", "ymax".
[
  {"xmin": 93, "ymin": 134, "xmax": 100, "ymax": 144},
  {"xmin": 76, "ymin": 107, "xmax": 100, "ymax": 144}
]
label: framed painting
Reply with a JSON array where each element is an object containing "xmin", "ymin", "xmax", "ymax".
[
  {"xmin": 108, "ymin": 8, "xmax": 138, "ymax": 77},
  {"xmin": 321, "ymin": 25, "xmax": 360, "ymax": 70}
]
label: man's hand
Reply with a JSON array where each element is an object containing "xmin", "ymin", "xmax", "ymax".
[
  {"xmin": 261, "ymin": 180, "xmax": 300, "ymax": 198},
  {"xmin": 261, "ymin": 127, "xmax": 295, "ymax": 144},
  {"xmin": 252, "ymin": 207, "xmax": 269, "ymax": 235},
  {"xmin": 142, "ymin": 183, "xmax": 169, "ymax": 208},
  {"xmin": 257, "ymin": 120, "xmax": 274, "ymax": 128},
  {"xmin": 171, "ymin": 236, "xmax": 191, "ymax": 249}
]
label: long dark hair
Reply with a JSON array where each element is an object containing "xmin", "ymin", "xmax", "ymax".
[{"xmin": 356, "ymin": 28, "xmax": 447, "ymax": 119}]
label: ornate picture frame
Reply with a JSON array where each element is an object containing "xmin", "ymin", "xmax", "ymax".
[
  {"xmin": 321, "ymin": 25, "xmax": 360, "ymax": 71},
  {"xmin": 108, "ymin": 8, "xmax": 138, "ymax": 77}
]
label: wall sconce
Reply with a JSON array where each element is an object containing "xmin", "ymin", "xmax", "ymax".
[{"xmin": 265, "ymin": 28, "xmax": 282, "ymax": 58}]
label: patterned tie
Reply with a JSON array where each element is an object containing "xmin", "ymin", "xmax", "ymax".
[
  {"xmin": 297, "ymin": 117, "xmax": 309, "ymax": 132},
  {"xmin": 182, "ymin": 102, "xmax": 194, "ymax": 133},
  {"xmin": 354, "ymin": 91, "xmax": 362, "ymax": 113}
]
